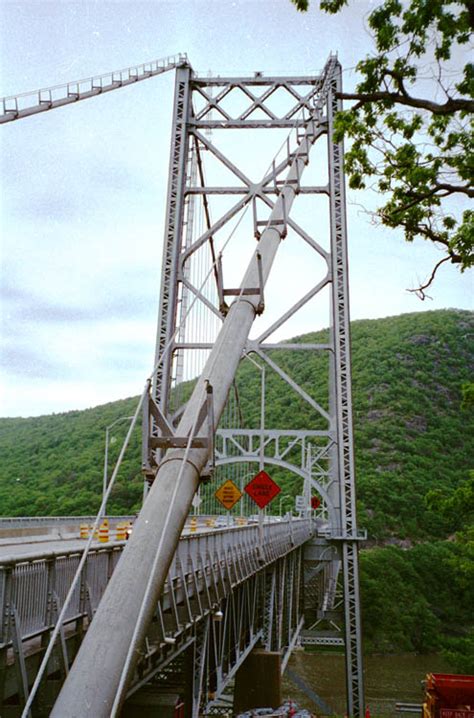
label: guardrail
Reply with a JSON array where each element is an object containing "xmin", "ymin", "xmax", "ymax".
[
  {"xmin": 0, "ymin": 544, "xmax": 122, "ymax": 647},
  {"xmin": 395, "ymin": 704, "xmax": 423, "ymax": 713},
  {"xmin": 0, "ymin": 518, "xmax": 313, "ymax": 650}
]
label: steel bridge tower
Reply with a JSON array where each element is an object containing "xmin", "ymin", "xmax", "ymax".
[
  {"xmin": 2, "ymin": 53, "xmax": 364, "ymax": 716},
  {"xmin": 140, "ymin": 56, "xmax": 365, "ymax": 716}
]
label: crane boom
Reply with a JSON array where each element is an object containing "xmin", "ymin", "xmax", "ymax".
[
  {"xmin": 50, "ymin": 71, "xmax": 330, "ymax": 715},
  {"xmin": 0, "ymin": 52, "xmax": 187, "ymax": 124}
]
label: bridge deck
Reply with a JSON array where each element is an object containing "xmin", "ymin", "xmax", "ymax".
[{"xmin": 0, "ymin": 518, "xmax": 314, "ymax": 715}]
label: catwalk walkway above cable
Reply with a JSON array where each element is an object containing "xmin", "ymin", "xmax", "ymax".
[{"xmin": 0, "ymin": 53, "xmax": 187, "ymax": 124}]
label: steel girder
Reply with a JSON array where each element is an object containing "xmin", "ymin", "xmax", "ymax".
[{"xmin": 152, "ymin": 66, "xmax": 193, "ymax": 420}]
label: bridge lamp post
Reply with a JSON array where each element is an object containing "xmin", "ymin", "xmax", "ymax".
[
  {"xmin": 244, "ymin": 355, "xmax": 266, "ymax": 532},
  {"xmin": 245, "ymin": 355, "xmax": 266, "ymax": 471},
  {"xmin": 279, "ymin": 494, "xmax": 291, "ymax": 517},
  {"xmin": 103, "ymin": 416, "xmax": 134, "ymax": 514}
]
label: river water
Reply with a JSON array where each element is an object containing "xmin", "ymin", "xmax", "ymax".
[{"xmin": 282, "ymin": 651, "xmax": 451, "ymax": 716}]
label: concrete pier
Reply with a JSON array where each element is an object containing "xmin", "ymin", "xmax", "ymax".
[{"xmin": 233, "ymin": 648, "xmax": 282, "ymax": 714}]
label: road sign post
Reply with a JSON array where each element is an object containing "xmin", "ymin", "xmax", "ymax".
[{"xmin": 295, "ymin": 495, "xmax": 306, "ymax": 513}]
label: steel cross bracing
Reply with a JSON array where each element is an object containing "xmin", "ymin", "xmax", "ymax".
[
  {"xmin": 0, "ymin": 520, "xmax": 311, "ymax": 715},
  {"xmin": 141, "ymin": 56, "xmax": 365, "ymax": 715},
  {"xmin": 192, "ymin": 74, "xmax": 325, "ymax": 129}
]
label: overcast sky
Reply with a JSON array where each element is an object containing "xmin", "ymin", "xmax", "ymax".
[{"xmin": 1, "ymin": 0, "xmax": 472, "ymax": 418}]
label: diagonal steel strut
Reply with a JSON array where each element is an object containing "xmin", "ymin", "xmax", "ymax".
[{"xmin": 50, "ymin": 89, "xmax": 323, "ymax": 718}]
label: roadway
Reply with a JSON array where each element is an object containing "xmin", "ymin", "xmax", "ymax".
[
  {"xmin": 0, "ymin": 517, "xmax": 262, "ymax": 561},
  {"xmin": 0, "ymin": 537, "xmax": 113, "ymax": 561}
]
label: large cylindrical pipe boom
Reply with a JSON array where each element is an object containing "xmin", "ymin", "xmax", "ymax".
[{"xmin": 51, "ymin": 108, "xmax": 321, "ymax": 718}]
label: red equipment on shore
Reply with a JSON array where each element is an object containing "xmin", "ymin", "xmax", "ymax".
[{"xmin": 423, "ymin": 673, "xmax": 474, "ymax": 718}]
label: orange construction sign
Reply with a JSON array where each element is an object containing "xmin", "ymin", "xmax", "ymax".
[{"xmin": 215, "ymin": 479, "xmax": 242, "ymax": 510}]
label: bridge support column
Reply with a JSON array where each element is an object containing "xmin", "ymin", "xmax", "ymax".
[{"xmin": 233, "ymin": 648, "xmax": 282, "ymax": 714}]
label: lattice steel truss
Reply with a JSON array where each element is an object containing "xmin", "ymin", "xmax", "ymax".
[{"xmin": 143, "ymin": 56, "xmax": 365, "ymax": 716}]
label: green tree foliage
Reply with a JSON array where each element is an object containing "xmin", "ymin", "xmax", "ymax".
[
  {"xmin": 291, "ymin": 0, "xmax": 473, "ymax": 297},
  {"xmin": 1, "ymin": 309, "xmax": 472, "ymax": 533},
  {"xmin": 426, "ymin": 472, "xmax": 474, "ymax": 534},
  {"xmin": 0, "ymin": 309, "xmax": 473, "ymax": 663},
  {"xmin": 0, "ymin": 397, "xmax": 144, "ymax": 518},
  {"xmin": 462, "ymin": 381, "xmax": 474, "ymax": 408},
  {"xmin": 426, "ymin": 474, "xmax": 474, "ymax": 666},
  {"xmin": 443, "ymin": 632, "xmax": 474, "ymax": 673},
  {"xmin": 360, "ymin": 542, "xmax": 473, "ymax": 654}
]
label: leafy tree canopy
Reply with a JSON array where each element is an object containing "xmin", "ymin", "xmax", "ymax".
[{"xmin": 291, "ymin": 0, "xmax": 473, "ymax": 297}]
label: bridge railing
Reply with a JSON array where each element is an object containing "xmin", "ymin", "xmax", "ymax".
[
  {"xmin": 0, "ymin": 518, "xmax": 314, "ymax": 651},
  {"xmin": 0, "ymin": 52, "xmax": 188, "ymax": 123},
  {"xmin": 0, "ymin": 545, "xmax": 123, "ymax": 646}
]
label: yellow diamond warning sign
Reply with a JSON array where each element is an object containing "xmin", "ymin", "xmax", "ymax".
[{"xmin": 215, "ymin": 479, "xmax": 242, "ymax": 510}]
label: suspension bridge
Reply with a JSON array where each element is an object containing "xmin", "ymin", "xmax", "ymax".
[{"xmin": 1, "ymin": 53, "xmax": 365, "ymax": 717}]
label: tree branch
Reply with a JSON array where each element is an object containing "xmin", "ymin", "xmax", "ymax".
[
  {"xmin": 435, "ymin": 183, "xmax": 474, "ymax": 198},
  {"xmin": 396, "ymin": 218, "xmax": 466, "ymax": 264},
  {"xmin": 384, "ymin": 69, "xmax": 410, "ymax": 98},
  {"xmin": 338, "ymin": 91, "xmax": 474, "ymax": 114},
  {"xmin": 407, "ymin": 256, "xmax": 452, "ymax": 300},
  {"xmin": 385, "ymin": 183, "xmax": 474, "ymax": 218}
]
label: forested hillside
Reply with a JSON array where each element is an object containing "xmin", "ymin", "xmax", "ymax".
[
  {"xmin": 1, "ymin": 309, "xmax": 471, "ymax": 527},
  {"xmin": 1, "ymin": 309, "xmax": 473, "ymax": 663}
]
